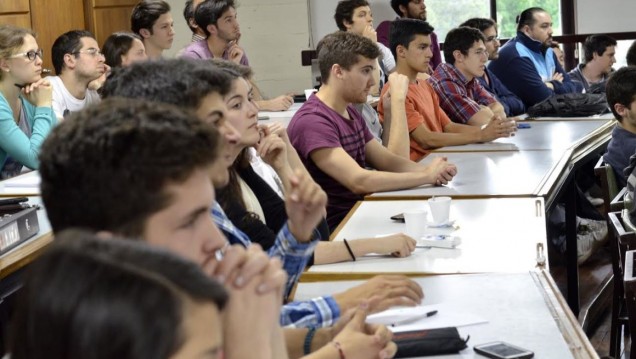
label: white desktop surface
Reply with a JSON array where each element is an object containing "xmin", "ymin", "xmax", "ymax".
[
  {"xmin": 433, "ymin": 120, "xmax": 612, "ymax": 152},
  {"xmin": 295, "ymin": 273, "xmax": 577, "ymax": 358},
  {"xmin": 368, "ymin": 151, "xmax": 559, "ymax": 199},
  {"xmin": 306, "ymin": 198, "xmax": 546, "ymax": 277},
  {"xmin": 0, "ymin": 171, "xmax": 40, "ymax": 197}
]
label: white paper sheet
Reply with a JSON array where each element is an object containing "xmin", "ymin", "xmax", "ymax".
[{"xmin": 366, "ymin": 303, "xmax": 488, "ymax": 333}]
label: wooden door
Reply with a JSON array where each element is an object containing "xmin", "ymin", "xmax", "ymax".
[
  {"xmin": 0, "ymin": 0, "xmax": 31, "ymax": 29},
  {"xmin": 85, "ymin": 0, "xmax": 137, "ymax": 47}
]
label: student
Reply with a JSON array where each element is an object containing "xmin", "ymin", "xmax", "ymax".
[
  {"xmin": 10, "ymin": 231, "xmax": 229, "ymax": 359},
  {"xmin": 288, "ymin": 31, "xmax": 457, "ymax": 230},
  {"xmin": 102, "ymin": 32, "xmax": 148, "ymax": 68},
  {"xmin": 0, "ymin": 25, "xmax": 55, "ymax": 179},
  {"xmin": 183, "ymin": 0, "xmax": 206, "ymax": 43},
  {"xmin": 49, "ymin": 30, "xmax": 104, "ymax": 119},
  {"xmin": 334, "ymin": 0, "xmax": 395, "ymax": 75},
  {"xmin": 459, "ymin": 18, "xmax": 525, "ymax": 116},
  {"xmin": 488, "ymin": 7, "xmax": 578, "ymax": 107},
  {"xmin": 100, "ymin": 58, "xmax": 425, "ymax": 329},
  {"xmin": 182, "ymin": 0, "xmax": 294, "ymax": 112},
  {"xmin": 213, "ymin": 62, "xmax": 416, "ymax": 265},
  {"xmin": 333, "ymin": 0, "xmax": 409, "ymax": 156},
  {"xmin": 131, "ymin": 0, "xmax": 174, "ymax": 60},
  {"xmin": 604, "ymin": 67, "xmax": 636, "ymax": 187},
  {"xmin": 375, "ymin": 0, "xmax": 442, "ymax": 71},
  {"xmin": 429, "ymin": 26, "xmax": 508, "ymax": 126},
  {"xmin": 378, "ymin": 19, "xmax": 515, "ymax": 162},
  {"xmin": 550, "ymin": 42, "xmax": 565, "ymax": 69},
  {"xmin": 568, "ymin": 34, "xmax": 616, "ymax": 93},
  {"xmin": 39, "ymin": 96, "xmax": 397, "ymax": 359}
]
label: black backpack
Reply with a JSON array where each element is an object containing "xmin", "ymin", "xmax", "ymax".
[{"xmin": 527, "ymin": 93, "xmax": 609, "ymax": 117}]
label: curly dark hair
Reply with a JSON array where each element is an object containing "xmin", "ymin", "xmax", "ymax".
[{"xmin": 39, "ymin": 97, "xmax": 221, "ymax": 236}]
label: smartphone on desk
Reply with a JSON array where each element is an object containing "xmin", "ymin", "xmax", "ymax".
[{"xmin": 474, "ymin": 342, "xmax": 534, "ymax": 359}]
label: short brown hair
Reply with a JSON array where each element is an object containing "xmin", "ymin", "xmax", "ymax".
[{"xmin": 316, "ymin": 31, "xmax": 379, "ymax": 83}]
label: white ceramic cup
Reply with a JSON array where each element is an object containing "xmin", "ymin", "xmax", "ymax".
[
  {"xmin": 304, "ymin": 88, "xmax": 317, "ymax": 100},
  {"xmin": 428, "ymin": 196, "xmax": 451, "ymax": 225},
  {"xmin": 404, "ymin": 211, "xmax": 427, "ymax": 239}
]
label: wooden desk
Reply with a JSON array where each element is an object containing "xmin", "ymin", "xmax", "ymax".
[
  {"xmin": 0, "ymin": 197, "xmax": 52, "ymax": 279},
  {"xmin": 0, "ymin": 171, "xmax": 40, "ymax": 198},
  {"xmin": 304, "ymin": 198, "xmax": 547, "ymax": 281},
  {"xmin": 433, "ymin": 120, "xmax": 614, "ymax": 153},
  {"xmin": 367, "ymin": 151, "xmax": 559, "ymax": 200},
  {"xmin": 294, "ymin": 271, "xmax": 598, "ymax": 358}
]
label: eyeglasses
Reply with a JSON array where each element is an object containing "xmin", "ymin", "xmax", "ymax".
[
  {"xmin": 473, "ymin": 50, "xmax": 490, "ymax": 58},
  {"xmin": 485, "ymin": 35, "xmax": 500, "ymax": 43},
  {"xmin": 9, "ymin": 49, "xmax": 43, "ymax": 62},
  {"xmin": 72, "ymin": 48, "xmax": 104, "ymax": 58}
]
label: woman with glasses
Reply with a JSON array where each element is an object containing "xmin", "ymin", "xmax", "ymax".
[
  {"xmin": 0, "ymin": 25, "xmax": 55, "ymax": 179},
  {"xmin": 102, "ymin": 32, "xmax": 148, "ymax": 68}
]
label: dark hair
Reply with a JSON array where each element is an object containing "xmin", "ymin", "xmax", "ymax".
[
  {"xmin": 209, "ymin": 58, "xmax": 253, "ymax": 79},
  {"xmin": 582, "ymin": 34, "xmax": 617, "ymax": 63},
  {"xmin": 51, "ymin": 30, "xmax": 95, "ymax": 75},
  {"xmin": 390, "ymin": 0, "xmax": 410, "ymax": 17},
  {"xmin": 131, "ymin": 0, "xmax": 171, "ymax": 36},
  {"xmin": 102, "ymin": 32, "xmax": 143, "ymax": 68},
  {"xmin": 628, "ymin": 40, "xmax": 636, "ymax": 67},
  {"xmin": 183, "ymin": 0, "xmax": 197, "ymax": 32},
  {"xmin": 516, "ymin": 7, "xmax": 546, "ymax": 31},
  {"xmin": 195, "ymin": 0, "xmax": 235, "ymax": 37},
  {"xmin": 442, "ymin": 26, "xmax": 485, "ymax": 66},
  {"xmin": 101, "ymin": 58, "xmax": 233, "ymax": 110},
  {"xmin": 388, "ymin": 19, "xmax": 434, "ymax": 60},
  {"xmin": 460, "ymin": 18, "xmax": 496, "ymax": 33},
  {"xmin": 606, "ymin": 67, "xmax": 636, "ymax": 121},
  {"xmin": 316, "ymin": 31, "xmax": 380, "ymax": 84},
  {"xmin": 9, "ymin": 230, "xmax": 227, "ymax": 359},
  {"xmin": 39, "ymin": 97, "xmax": 221, "ymax": 236},
  {"xmin": 334, "ymin": 0, "xmax": 369, "ymax": 32}
]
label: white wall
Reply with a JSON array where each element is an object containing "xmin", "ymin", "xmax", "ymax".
[
  {"xmin": 164, "ymin": 0, "xmax": 312, "ymax": 97},
  {"xmin": 575, "ymin": 0, "xmax": 636, "ymax": 33}
]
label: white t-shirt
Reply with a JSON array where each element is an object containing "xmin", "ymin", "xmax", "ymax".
[
  {"xmin": 378, "ymin": 42, "xmax": 396, "ymax": 73},
  {"xmin": 49, "ymin": 76, "xmax": 100, "ymax": 119}
]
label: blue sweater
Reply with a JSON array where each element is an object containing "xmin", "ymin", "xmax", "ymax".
[
  {"xmin": 0, "ymin": 93, "xmax": 56, "ymax": 170},
  {"xmin": 478, "ymin": 67, "xmax": 526, "ymax": 116},
  {"xmin": 488, "ymin": 32, "xmax": 578, "ymax": 107}
]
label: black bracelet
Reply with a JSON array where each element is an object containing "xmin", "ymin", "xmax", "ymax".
[
  {"xmin": 343, "ymin": 238, "xmax": 356, "ymax": 261},
  {"xmin": 303, "ymin": 327, "xmax": 317, "ymax": 355}
]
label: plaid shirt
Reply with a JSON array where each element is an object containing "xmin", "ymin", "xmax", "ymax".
[
  {"xmin": 212, "ymin": 202, "xmax": 340, "ymax": 327},
  {"xmin": 429, "ymin": 63, "xmax": 497, "ymax": 124}
]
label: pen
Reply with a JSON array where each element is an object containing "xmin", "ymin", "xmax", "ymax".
[{"xmin": 390, "ymin": 310, "xmax": 438, "ymax": 327}]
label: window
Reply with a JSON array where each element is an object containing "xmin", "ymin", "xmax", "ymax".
[
  {"xmin": 426, "ymin": 0, "xmax": 490, "ymax": 42},
  {"xmin": 495, "ymin": 0, "xmax": 562, "ymax": 39}
]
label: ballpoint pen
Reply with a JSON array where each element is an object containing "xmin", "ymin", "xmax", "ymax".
[{"xmin": 390, "ymin": 310, "xmax": 438, "ymax": 327}]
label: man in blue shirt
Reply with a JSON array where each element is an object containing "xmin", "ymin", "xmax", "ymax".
[
  {"xmin": 460, "ymin": 18, "xmax": 525, "ymax": 116},
  {"xmin": 488, "ymin": 7, "xmax": 578, "ymax": 107}
]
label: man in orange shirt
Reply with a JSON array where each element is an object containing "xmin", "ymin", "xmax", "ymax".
[{"xmin": 378, "ymin": 19, "xmax": 515, "ymax": 161}]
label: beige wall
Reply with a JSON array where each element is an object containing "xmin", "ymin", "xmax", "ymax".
[{"xmin": 164, "ymin": 0, "xmax": 312, "ymax": 97}]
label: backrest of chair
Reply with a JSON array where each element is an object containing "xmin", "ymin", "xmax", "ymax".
[
  {"xmin": 595, "ymin": 156, "xmax": 621, "ymax": 211},
  {"xmin": 609, "ymin": 211, "xmax": 636, "ymax": 298},
  {"xmin": 623, "ymin": 249, "xmax": 636, "ymax": 347}
]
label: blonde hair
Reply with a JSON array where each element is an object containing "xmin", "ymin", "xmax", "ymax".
[{"xmin": 0, "ymin": 25, "xmax": 35, "ymax": 80}]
